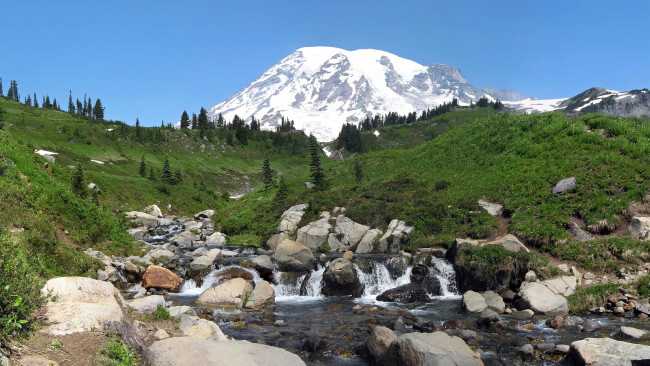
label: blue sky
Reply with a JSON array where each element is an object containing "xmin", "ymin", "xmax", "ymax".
[{"xmin": 1, "ymin": 1, "xmax": 648, "ymax": 126}]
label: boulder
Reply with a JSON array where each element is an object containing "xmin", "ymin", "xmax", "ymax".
[
  {"xmin": 168, "ymin": 305, "xmax": 197, "ymax": 318},
  {"xmin": 518, "ymin": 276, "xmax": 576, "ymax": 315},
  {"xmin": 342, "ymin": 251, "xmax": 354, "ymax": 260},
  {"xmin": 485, "ymin": 234, "xmax": 529, "ymax": 253},
  {"xmin": 266, "ymin": 232, "xmax": 289, "ymax": 251},
  {"xmin": 97, "ymin": 266, "xmax": 119, "ymax": 282},
  {"xmin": 476, "ymin": 309, "xmax": 501, "ymax": 329},
  {"xmin": 619, "ymin": 326, "xmax": 648, "ymax": 339},
  {"xmin": 277, "ymin": 204, "xmax": 308, "ymax": 234},
  {"xmin": 376, "ymin": 283, "xmax": 430, "ymax": 303},
  {"xmin": 463, "ymin": 291, "xmax": 488, "ymax": 313},
  {"xmin": 355, "ymin": 229, "xmax": 382, "ymax": 254},
  {"xmin": 153, "ymin": 328, "xmax": 169, "ymax": 340},
  {"xmin": 321, "ymin": 258, "xmax": 364, "ymax": 297},
  {"xmin": 245, "ymin": 280, "xmax": 275, "ymax": 309},
  {"xmin": 129, "ymin": 228, "xmax": 151, "ymax": 241},
  {"xmin": 386, "ymin": 332, "xmax": 483, "ymax": 366},
  {"xmin": 367, "ymin": 325, "xmax": 397, "ymax": 362},
  {"xmin": 127, "ymin": 295, "xmax": 166, "ymax": 313},
  {"xmin": 251, "ymin": 255, "xmax": 275, "ymax": 280},
  {"xmin": 478, "ymin": 199, "xmax": 503, "ymax": 216},
  {"xmin": 146, "ymin": 249, "xmax": 176, "ymax": 262},
  {"xmin": 170, "ymin": 230, "xmax": 200, "ymax": 247},
  {"xmin": 445, "ymin": 238, "xmax": 479, "ymax": 263},
  {"xmin": 296, "ymin": 218, "xmax": 331, "ymax": 251},
  {"xmin": 629, "ymin": 216, "xmax": 650, "ymax": 240},
  {"xmin": 125, "ymin": 211, "xmax": 159, "ymax": 228},
  {"xmin": 195, "ymin": 278, "xmax": 253, "ymax": 308},
  {"xmin": 183, "ymin": 319, "xmax": 227, "ymax": 341},
  {"xmin": 580, "ymin": 319, "xmax": 601, "ymax": 333},
  {"xmin": 142, "ymin": 265, "xmax": 183, "ymax": 293},
  {"xmin": 570, "ymin": 337, "xmax": 650, "ymax": 365},
  {"xmin": 482, "ymin": 291, "xmax": 506, "ymax": 313},
  {"xmin": 183, "ymin": 220, "xmax": 202, "ymax": 231},
  {"xmin": 332, "ymin": 216, "xmax": 370, "ymax": 251},
  {"xmin": 273, "ymin": 239, "xmax": 315, "ymax": 273},
  {"xmin": 215, "ymin": 267, "xmax": 254, "ymax": 282},
  {"xmin": 205, "ymin": 232, "xmax": 226, "ymax": 246},
  {"xmin": 194, "ymin": 210, "xmax": 215, "ymax": 220},
  {"xmin": 148, "ymin": 337, "xmax": 306, "ymax": 366},
  {"xmin": 144, "ymin": 204, "xmax": 163, "ymax": 218},
  {"xmin": 377, "ymin": 219, "xmax": 414, "ymax": 253},
  {"xmin": 187, "ymin": 255, "xmax": 215, "ymax": 283},
  {"xmin": 410, "ymin": 263, "xmax": 442, "ymax": 296},
  {"xmin": 552, "ymin": 177, "xmax": 576, "ymax": 195},
  {"xmin": 570, "ymin": 222, "xmax": 596, "ymax": 242}
]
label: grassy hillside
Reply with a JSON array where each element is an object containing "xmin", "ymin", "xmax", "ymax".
[
  {"xmin": 217, "ymin": 111, "xmax": 650, "ymax": 273},
  {"xmin": 1, "ymin": 98, "xmax": 310, "ymax": 215}
]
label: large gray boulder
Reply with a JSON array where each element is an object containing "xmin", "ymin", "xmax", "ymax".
[
  {"xmin": 478, "ymin": 199, "xmax": 503, "ymax": 216},
  {"xmin": 355, "ymin": 229, "xmax": 382, "ymax": 254},
  {"xmin": 331, "ymin": 216, "xmax": 370, "ymax": 251},
  {"xmin": 628, "ymin": 216, "xmax": 650, "ymax": 240},
  {"xmin": 277, "ymin": 204, "xmax": 308, "ymax": 234},
  {"xmin": 127, "ymin": 295, "xmax": 166, "ymax": 313},
  {"xmin": 552, "ymin": 177, "xmax": 576, "ymax": 195},
  {"xmin": 463, "ymin": 290, "xmax": 487, "ymax": 313},
  {"xmin": 296, "ymin": 218, "xmax": 331, "ymax": 251},
  {"xmin": 377, "ymin": 219, "xmax": 414, "ymax": 253},
  {"xmin": 144, "ymin": 204, "xmax": 163, "ymax": 218},
  {"xmin": 205, "ymin": 232, "xmax": 227, "ymax": 246},
  {"xmin": 195, "ymin": 278, "xmax": 253, "ymax": 308},
  {"xmin": 251, "ymin": 255, "xmax": 275, "ymax": 279},
  {"xmin": 367, "ymin": 325, "xmax": 397, "ymax": 362},
  {"xmin": 183, "ymin": 318, "xmax": 227, "ymax": 341},
  {"xmin": 273, "ymin": 239, "xmax": 316, "ymax": 272},
  {"xmin": 569, "ymin": 337, "xmax": 650, "ymax": 365},
  {"xmin": 386, "ymin": 332, "xmax": 483, "ymax": 366},
  {"xmin": 149, "ymin": 337, "xmax": 306, "ymax": 366},
  {"xmin": 571, "ymin": 222, "xmax": 596, "ymax": 242},
  {"xmin": 518, "ymin": 276, "xmax": 577, "ymax": 315},
  {"xmin": 266, "ymin": 232, "xmax": 289, "ymax": 251},
  {"xmin": 194, "ymin": 209, "xmax": 215, "ymax": 220},
  {"xmin": 321, "ymin": 258, "xmax": 364, "ymax": 297},
  {"xmin": 244, "ymin": 280, "xmax": 275, "ymax": 309},
  {"xmin": 125, "ymin": 211, "xmax": 159, "ymax": 228},
  {"xmin": 485, "ymin": 234, "xmax": 529, "ymax": 253},
  {"xmin": 187, "ymin": 255, "xmax": 215, "ymax": 283},
  {"xmin": 481, "ymin": 291, "xmax": 505, "ymax": 313}
]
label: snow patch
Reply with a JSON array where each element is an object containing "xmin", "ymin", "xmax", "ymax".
[
  {"xmin": 373, "ymin": 130, "xmax": 380, "ymax": 137},
  {"xmin": 503, "ymin": 98, "xmax": 567, "ymax": 113},
  {"xmin": 35, "ymin": 150, "xmax": 58, "ymax": 156},
  {"xmin": 90, "ymin": 159, "xmax": 105, "ymax": 164}
]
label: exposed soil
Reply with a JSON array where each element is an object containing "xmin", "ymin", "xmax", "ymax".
[{"xmin": 11, "ymin": 331, "xmax": 112, "ymax": 366}]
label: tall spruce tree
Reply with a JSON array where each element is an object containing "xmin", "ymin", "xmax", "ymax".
[
  {"xmin": 174, "ymin": 169, "xmax": 182, "ymax": 185},
  {"xmin": 262, "ymin": 153, "xmax": 273, "ymax": 189},
  {"xmin": 161, "ymin": 156, "xmax": 173, "ymax": 184},
  {"xmin": 191, "ymin": 113, "xmax": 198, "ymax": 129},
  {"xmin": 0, "ymin": 78, "xmax": 3, "ymax": 97},
  {"xmin": 93, "ymin": 98, "xmax": 104, "ymax": 119},
  {"xmin": 139, "ymin": 155, "xmax": 146, "ymax": 177},
  {"xmin": 68, "ymin": 91, "xmax": 75, "ymax": 114},
  {"xmin": 180, "ymin": 110, "xmax": 190, "ymax": 129},
  {"xmin": 149, "ymin": 167, "xmax": 155, "ymax": 180},
  {"xmin": 274, "ymin": 174, "xmax": 287, "ymax": 208},
  {"xmin": 135, "ymin": 118, "xmax": 141, "ymax": 141},
  {"xmin": 198, "ymin": 107, "xmax": 208, "ymax": 130},
  {"xmin": 308, "ymin": 134, "xmax": 325, "ymax": 190},
  {"xmin": 33, "ymin": 93, "xmax": 38, "ymax": 108},
  {"xmin": 71, "ymin": 164, "xmax": 86, "ymax": 198},
  {"xmin": 76, "ymin": 99, "xmax": 82, "ymax": 114}
]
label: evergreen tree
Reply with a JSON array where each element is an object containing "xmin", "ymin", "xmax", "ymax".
[
  {"xmin": 87, "ymin": 97, "xmax": 92, "ymax": 116},
  {"xmin": 44, "ymin": 96, "xmax": 51, "ymax": 109},
  {"xmin": 262, "ymin": 152, "xmax": 273, "ymax": 189},
  {"xmin": 93, "ymin": 98, "xmax": 104, "ymax": 119},
  {"xmin": 91, "ymin": 189, "xmax": 100, "ymax": 205},
  {"xmin": 76, "ymin": 99, "xmax": 82, "ymax": 114},
  {"xmin": 0, "ymin": 78, "xmax": 3, "ymax": 97},
  {"xmin": 25, "ymin": 95, "xmax": 31, "ymax": 106},
  {"xmin": 71, "ymin": 164, "xmax": 86, "ymax": 198},
  {"xmin": 354, "ymin": 159, "xmax": 363, "ymax": 185},
  {"xmin": 83, "ymin": 94, "xmax": 87, "ymax": 115},
  {"xmin": 216, "ymin": 113, "xmax": 224, "ymax": 129},
  {"xmin": 174, "ymin": 169, "xmax": 182, "ymax": 185},
  {"xmin": 308, "ymin": 134, "xmax": 326, "ymax": 190},
  {"xmin": 68, "ymin": 91, "xmax": 75, "ymax": 114},
  {"xmin": 52, "ymin": 98, "xmax": 58, "ymax": 110},
  {"xmin": 180, "ymin": 110, "xmax": 190, "ymax": 129},
  {"xmin": 191, "ymin": 113, "xmax": 198, "ymax": 129},
  {"xmin": 33, "ymin": 93, "xmax": 38, "ymax": 108},
  {"xmin": 139, "ymin": 155, "xmax": 146, "ymax": 177},
  {"xmin": 161, "ymin": 155, "xmax": 173, "ymax": 184},
  {"xmin": 198, "ymin": 107, "xmax": 208, "ymax": 130},
  {"xmin": 135, "ymin": 118, "xmax": 141, "ymax": 141},
  {"xmin": 148, "ymin": 167, "xmax": 155, "ymax": 180}
]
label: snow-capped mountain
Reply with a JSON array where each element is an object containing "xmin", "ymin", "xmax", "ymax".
[{"xmin": 208, "ymin": 47, "xmax": 526, "ymax": 141}]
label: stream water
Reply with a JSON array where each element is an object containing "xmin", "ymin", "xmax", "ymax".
[{"xmin": 136, "ymin": 229, "xmax": 650, "ymax": 365}]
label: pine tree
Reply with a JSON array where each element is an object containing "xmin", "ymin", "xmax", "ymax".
[
  {"xmin": 87, "ymin": 97, "xmax": 92, "ymax": 116},
  {"xmin": 354, "ymin": 159, "xmax": 363, "ymax": 185},
  {"xmin": 25, "ymin": 94, "xmax": 31, "ymax": 106},
  {"xmin": 148, "ymin": 167, "xmax": 155, "ymax": 180},
  {"xmin": 68, "ymin": 91, "xmax": 75, "ymax": 114},
  {"xmin": 191, "ymin": 113, "xmax": 197, "ymax": 129},
  {"xmin": 135, "ymin": 118, "xmax": 141, "ymax": 141},
  {"xmin": 83, "ymin": 94, "xmax": 87, "ymax": 115},
  {"xmin": 33, "ymin": 93, "xmax": 38, "ymax": 108},
  {"xmin": 216, "ymin": 113, "xmax": 224, "ymax": 129},
  {"xmin": 52, "ymin": 98, "xmax": 58, "ymax": 110},
  {"xmin": 139, "ymin": 155, "xmax": 146, "ymax": 177},
  {"xmin": 180, "ymin": 110, "xmax": 190, "ymax": 129},
  {"xmin": 174, "ymin": 169, "xmax": 182, "ymax": 185},
  {"xmin": 308, "ymin": 134, "xmax": 325, "ymax": 190},
  {"xmin": 71, "ymin": 164, "xmax": 86, "ymax": 198},
  {"xmin": 198, "ymin": 107, "xmax": 208, "ymax": 130},
  {"xmin": 76, "ymin": 99, "xmax": 82, "ymax": 114},
  {"xmin": 93, "ymin": 98, "xmax": 104, "ymax": 119},
  {"xmin": 0, "ymin": 78, "xmax": 3, "ymax": 97},
  {"xmin": 161, "ymin": 155, "xmax": 173, "ymax": 184},
  {"xmin": 262, "ymin": 152, "xmax": 273, "ymax": 189}
]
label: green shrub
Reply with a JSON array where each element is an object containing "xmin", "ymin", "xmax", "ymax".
[
  {"xmin": 568, "ymin": 284, "xmax": 620, "ymax": 314},
  {"xmin": 101, "ymin": 339, "xmax": 140, "ymax": 366},
  {"xmin": 637, "ymin": 275, "xmax": 650, "ymax": 298},
  {"xmin": 153, "ymin": 305, "xmax": 170, "ymax": 321}
]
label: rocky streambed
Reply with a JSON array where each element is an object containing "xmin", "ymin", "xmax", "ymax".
[{"xmin": 72, "ymin": 204, "xmax": 650, "ymax": 365}]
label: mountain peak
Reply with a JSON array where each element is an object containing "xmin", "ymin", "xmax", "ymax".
[{"xmin": 208, "ymin": 47, "xmax": 526, "ymax": 141}]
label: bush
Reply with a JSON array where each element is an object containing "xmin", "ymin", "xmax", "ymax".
[
  {"xmin": 153, "ymin": 305, "xmax": 170, "ymax": 321},
  {"xmin": 568, "ymin": 284, "xmax": 620, "ymax": 314},
  {"xmin": 102, "ymin": 339, "xmax": 140, "ymax": 366},
  {"xmin": 637, "ymin": 275, "xmax": 650, "ymax": 298}
]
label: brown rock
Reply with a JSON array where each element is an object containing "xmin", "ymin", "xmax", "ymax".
[
  {"xmin": 546, "ymin": 315, "xmax": 564, "ymax": 329},
  {"xmin": 443, "ymin": 319, "xmax": 469, "ymax": 330},
  {"xmin": 215, "ymin": 267, "xmax": 254, "ymax": 282},
  {"xmin": 142, "ymin": 265, "xmax": 183, "ymax": 293},
  {"xmin": 342, "ymin": 251, "xmax": 354, "ymax": 260}
]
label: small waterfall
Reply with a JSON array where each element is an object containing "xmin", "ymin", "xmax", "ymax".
[
  {"xmin": 273, "ymin": 266, "xmax": 325, "ymax": 299},
  {"xmin": 177, "ymin": 265, "xmax": 263, "ymax": 296},
  {"xmin": 429, "ymin": 257, "xmax": 459, "ymax": 297},
  {"xmin": 355, "ymin": 262, "xmax": 412, "ymax": 299}
]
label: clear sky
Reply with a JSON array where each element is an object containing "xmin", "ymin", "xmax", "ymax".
[{"xmin": 1, "ymin": 1, "xmax": 648, "ymax": 126}]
